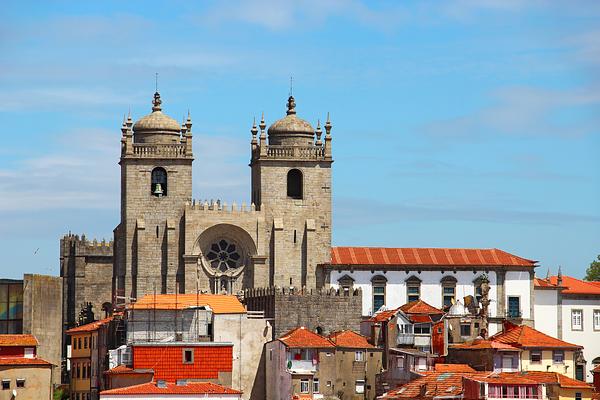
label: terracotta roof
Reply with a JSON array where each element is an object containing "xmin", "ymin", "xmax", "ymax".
[
  {"xmin": 449, "ymin": 339, "xmax": 519, "ymax": 351},
  {"xmin": 328, "ymin": 330, "xmax": 375, "ymax": 349},
  {"xmin": 400, "ymin": 300, "xmax": 444, "ymax": 315},
  {"xmin": 490, "ymin": 324, "xmax": 581, "ymax": 349},
  {"xmin": 467, "ymin": 373, "xmax": 539, "ymax": 385},
  {"xmin": 129, "ymin": 294, "xmax": 245, "ymax": 314},
  {"xmin": 100, "ymin": 381, "xmax": 241, "ymax": 396},
  {"xmin": 0, "ymin": 357, "xmax": 52, "ymax": 366},
  {"xmin": 381, "ymin": 371, "xmax": 488, "ymax": 398},
  {"xmin": 545, "ymin": 275, "xmax": 600, "ymax": 295},
  {"xmin": 434, "ymin": 364, "xmax": 476, "ymax": 372},
  {"xmin": 476, "ymin": 372, "xmax": 593, "ymax": 389},
  {"xmin": 533, "ymin": 277, "xmax": 561, "ymax": 289},
  {"xmin": 65, "ymin": 316, "xmax": 113, "ymax": 334},
  {"xmin": 278, "ymin": 327, "xmax": 335, "ymax": 348},
  {"xmin": 0, "ymin": 334, "xmax": 38, "ymax": 347},
  {"xmin": 368, "ymin": 307, "xmax": 401, "ymax": 322},
  {"xmin": 330, "ymin": 247, "xmax": 536, "ymax": 267},
  {"xmin": 104, "ymin": 365, "xmax": 154, "ymax": 375}
]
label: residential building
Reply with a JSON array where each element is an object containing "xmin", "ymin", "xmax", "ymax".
[
  {"xmin": 125, "ymin": 293, "xmax": 271, "ymax": 399},
  {"xmin": 103, "ymin": 365, "xmax": 153, "ymax": 390},
  {"xmin": 534, "ymin": 272, "xmax": 600, "ymax": 381},
  {"xmin": 99, "ymin": 381, "xmax": 242, "ymax": 399},
  {"xmin": 447, "ymin": 338, "xmax": 521, "ymax": 372},
  {"xmin": 66, "ymin": 316, "xmax": 118, "ymax": 400},
  {"xmin": 265, "ymin": 327, "xmax": 382, "ymax": 400},
  {"xmin": 0, "ymin": 334, "xmax": 54, "ymax": 400},
  {"xmin": 325, "ymin": 247, "xmax": 537, "ymax": 336},
  {"xmin": 489, "ymin": 322, "xmax": 584, "ymax": 380}
]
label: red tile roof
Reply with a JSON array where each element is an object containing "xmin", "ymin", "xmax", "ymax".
[
  {"xmin": 104, "ymin": 365, "xmax": 154, "ymax": 375},
  {"xmin": 129, "ymin": 294, "xmax": 245, "ymax": 314},
  {"xmin": 434, "ymin": 364, "xmax": 476, "ymax": 372},
  {"xmin": 449, "ymin": 339, "xmax": 519, "ymax": 351},
  {"xmin": 490, "ymin": 324, "xmax": 581, "ymax": 349},
  {"xmin": 278, "ymin": 327, "xmax": 335, "ymax": 349},
  {"xmin": 328, "ymin": 330, "xmax": 375, "ymax": 349},
  {"xmin": 545, "ymin": 275, "xmax": 600, "ymax": 295},
  {"xmin": 100, "ymin": 381, "xmax": 241, "ymax": 396},
  {"xmin": 330, "ymin": 247, "xmax": 536, "ymax": 267},
  {"xmin": 0, "ymin": 334, "xmax": 38, "ymax": 347},
  {"xmin": 467, "ymin": 373, "xmax": 539, "ymax": 385},
  {"xmin": 368, "ymin": 307, "xmax": 401, "ymax": 322},
  {"xmin": 533, "ymin": 277, "xmax": 561, "ymax": 289},
  {"xmin": 477, "ymin": 371, "xmax": 593, "ymax": 389},
  {"xmin": 400, "ymin": 300, "xmax": 444, "ymax": 315},
  {"xmin": 381, "ymin": 371, "xmax": 488, "ymax": 398},
  {"xmin": 65, "ymin": 316, "xmax": 113, "ymax": 334},
  {"xmin": 0, "ymin": 357, "xmax": 52, "ymax": 366}
]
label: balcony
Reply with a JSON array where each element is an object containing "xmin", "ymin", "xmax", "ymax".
[
  {"xmin": 397, "ymin": 333, "xmax": 415, "ymax": 346},
  {"xmin": 287, "ymin": 359, "xmax": 317, "ymax": 374}
]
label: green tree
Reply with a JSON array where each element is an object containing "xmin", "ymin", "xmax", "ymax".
[{"xmin": 584, "ymin": 254, "xmax": 600, "ymax": 281}]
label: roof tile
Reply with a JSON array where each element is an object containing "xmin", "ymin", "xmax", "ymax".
[
  {"xmin": 328, "ymin": 330, "xmax": 375, "ymax": 349},
  {"xmin": 100, "ymin": 381, "xmax": 241, "ymax": 395},
  {"xmin": 490, "ymin": 324, "xmax": 581, "ymax": 349},
  {"xmin": 278, "ymin": 327, "xmax": 334, "ymax": 348},
  {"xmin": 129, "ymin": 294, "xmax": 245, "ymax": 314},
  {"xmin": 0, "ymin": 334, "xmax": 38, "ymax": 347}
]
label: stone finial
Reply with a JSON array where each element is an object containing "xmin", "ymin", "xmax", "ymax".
[
  {"xmin": 546, "ymin": 268, "xmax": 550, "ymax": 281},
  {"xmin": 324, "ymin": 112, "xmax": 332, "ymax": 158},
  {"xmin": 251, "ymin": 117, "xmax": 258, "ymax": 146},
  {"xmin": 325, "ymin": 112, "xmax": 332, "ymax": 136},
  {"xmin": 259, "ymin": 112, "xmax": 266, "ymax": 132},
  {"xmin": 315, "ymin": 119, "xmax": 322, "ymax": 146},
  {"xmin": 259, "ymin": 112, "xmax": 267, "ymax": 157},
  {"xmin": 152, "ymin": 91, "xmax": 162, "ymax": 112},
  {"xmin": 286, "ymin": 95, "xmax": 296, "ymax": 115}
]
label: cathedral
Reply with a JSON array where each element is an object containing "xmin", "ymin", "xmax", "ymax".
[{"xmin": 61, "ymin": 91, "xmax": 334, "ymax": 324}]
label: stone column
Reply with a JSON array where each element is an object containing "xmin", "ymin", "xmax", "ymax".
[
  {"xmin": 304, "ymin": 219, "xmax": 316, "ymax": 289},
  {"xmin": 272, "ymin": 218, "xmax": 285, "ymax": 287},
  {"xmin": 166, "ymin": 219, "xmax": 178, "ymax": 293}
]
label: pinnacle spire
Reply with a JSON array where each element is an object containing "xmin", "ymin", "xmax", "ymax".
[
  {"xmin": 152, "ymin": 91, "xmax": 162, "ymax": 112},
  {"xmin": 286, "ymin": 95, "xmax": 296, "ymax": 115}
]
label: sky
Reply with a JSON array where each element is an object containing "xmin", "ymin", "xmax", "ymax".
[{"xmin": 0, "ymin": 0, "xmax": 599, "ymax": 279}]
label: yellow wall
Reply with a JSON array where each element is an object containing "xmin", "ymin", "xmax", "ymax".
[
  {"xmin": 70, "ymin": 333, "xmax": 92, "ymax": 359},
  {"xmin": 558, "ymin": 387, "xmax": 595, "ymax": 400},
  {"xmin": 521, "ymin": 350, "xmax": 576, "ymax": 379}
]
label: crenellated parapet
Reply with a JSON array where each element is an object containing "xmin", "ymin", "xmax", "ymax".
[
  {"xmin": 60, "ymin": 233, "xmax": 114, "ymax": 256},
  {"xmin": 185, "ymin": 199, "xmax": 263, "ymax": 214}
]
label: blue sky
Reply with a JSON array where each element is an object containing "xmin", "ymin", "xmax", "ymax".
[{"xmin": 0, "ymin": 0, "xmax": 599, "ymax": 279}]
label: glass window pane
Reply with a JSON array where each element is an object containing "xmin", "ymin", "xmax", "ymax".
[
  {"xmin": 443, "ymin": 287, "xmax": 455, "ymax": 294},
  {"xmin": 8, "ymin": 320, "xmax": 22, "ymax": 334},
  {"xmin": 373, "ymin": 286, "xmax": 385, "ymax": 294},
  {"xmin": 0, "ymin": 303, "xmax": 7, "ymax": 320},
  {"xmin": 0, "ymin": 285, "xmax": 8, "ymax": 302},
  {"xmin": 9, "ymin": 302, "xmax": 22, "ymax": 319},
  {"xmin": 8, "ymin": 284, "xmax": 22, "ymax": 303}
]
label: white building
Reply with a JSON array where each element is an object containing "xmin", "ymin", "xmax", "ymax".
[
  {"xmin": 534, "ymin": 271, "xmax": 600, "ymax": 382},
  {"xmin": 324, "ymin": 247, "xmax": 537, "ymax": 336}
]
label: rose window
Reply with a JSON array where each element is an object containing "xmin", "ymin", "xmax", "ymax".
[{"xmin": 206, "ymin": 240, "xmax": 241, "ymax": 272}]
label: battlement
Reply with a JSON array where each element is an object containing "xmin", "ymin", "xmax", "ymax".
[
  {"xmin": 244, "ymin": 286, "xmax": 361, "ymax": 298},
  {"xmin": 185, "ymin": 199, "xmax": 262, "ymax": 213},
  {"xmin": 121, "ymin": 143, "xmax": 193, "ymax": 159},
  {"xmin": 60, "ymin": 233, "xmax": 114, "ymax": 257}
]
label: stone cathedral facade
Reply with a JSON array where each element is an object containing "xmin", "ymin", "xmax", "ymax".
[{"xmin": 61, "ymin": 91, "xmax": 334, "ymax": 323}]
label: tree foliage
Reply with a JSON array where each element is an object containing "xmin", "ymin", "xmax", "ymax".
[{"xmin": 584, "ymin": 254, "xmax": 600, "ymax": 281}]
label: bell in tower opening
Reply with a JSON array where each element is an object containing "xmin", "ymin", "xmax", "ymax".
[{"xmin": 151, "ymin": 167, "xmax": 167, "ymax": 197}]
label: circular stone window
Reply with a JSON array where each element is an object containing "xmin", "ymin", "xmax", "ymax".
[{"xmin": 206, "ymin": 239, "xmax": 241, "ymax": 272}]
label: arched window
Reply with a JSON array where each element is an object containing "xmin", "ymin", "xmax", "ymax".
[
  {"xmin": 440, "ymin": 275, "xmax": 457, "ymax": 308},
  {"xmin": 151, "ymin": 167, "xmax": 167, "ymax": 197},
  {"xmin": 405, "ymin": 275, "xmax": 422, "ymax": 303},
  {"xmin": 287, "ymin": 169, "xmax": 303, "ymax": 199}
]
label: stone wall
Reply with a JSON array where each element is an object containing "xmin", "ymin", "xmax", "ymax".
[
  {"xmin": 22, "ymin": 274, "xmax": 63, "ymax": 385},
  {"xmin": 244, "ymin": 287, "xmax": 362, "ymax": 338}
]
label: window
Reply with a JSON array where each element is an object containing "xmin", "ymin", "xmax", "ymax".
[
  {"xmin": 355, "ymin": 380, "xmax": 365, "ymax": 394},
  {"xmin": 507, "ymin": 296, "xmax": 520, "ymax": 318},
  {"xmin": 572, "ymin": 309, "xmax": 583, "ymax": 331},
  {"xmin": 83, "ymin": 336, "xmax": 88, "ymax": 349},
  {"xmin": 396, "ymin": 355, "xmax": 405, "ymax": 370},
  {"xmin": 355, "ymin": 351, "xmax": 364, "ymax": 362},
  {"xmin": 0, "ymin": 283, "xmax": 24, "ymax": 334},
  {"xmin": 338, "ymin": 275, "xmax": 354, "ymax": 296},
  {"xmin": 183, "ymin": 349, "xmax": 194, "ymax": 364},
  {"xmin": 460, "ymin": 323, "xmax": 471, "ymax": 337},
  {"xmin": 530, "ymin": 350, "xmax": 541, "ymax": 363},
  {"xmin": 151, "ymin": 167, "xmax": 167, "ymax": 197},
  {"xmin": 399, "ymin": 324, "xmax": 413, "ymax": 334},
  {"xmin": 406, "ymin": 276, "xmax": 421, "ymax": 303},
  {"xmin": 553, "ymin": 350, "xmax": 564, "ymax": 364},
  {"xmin": 78, "ymin": 338, "xmax": 82, "ymax": 349},
  {"xmin": 575, "ymin": 392, "xmax": 582, "ymax": 400},
  {"xmin": 441, "ymin": 276, "xmax": 457, "ymax": 308},
  {"xmin": 313, "ymin": 378, "xmax": 320, "ymax": 393},
  {"xmin": 2, "ymin": 380, "xmax": 9, "ymax": 390},
  {"xmin": 300, "ymin": 379, "xmax": 309, "ymax": 393},
  {"xmin": 371, "ymin": 275, "xmax": 387, "ymax": 313},
  {"xmin": 594, "ymin": 310, "xmax": 600, "ymax": 331},
  {"xmin": 287, "ymin": 169, "xmax": 302, "ymax": 199},
  {"xmin": 206, "ymin": 239, "xmax": 241, "ymax": 273},
  {"xmin": 414, "ymin": 324, "xmax": 431, "ymax": 335}
]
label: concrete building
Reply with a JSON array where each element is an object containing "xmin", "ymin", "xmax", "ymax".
[
  {"xmin": 266, "ymin": 327, "xmax": 382, "ymax": 400},
  {"xmin": 534, "ymin": 272, "xmax": 600, "ymax": 381},
  {"xmin": 0, "ymin": 334, "xmax": 54, "ymax": 400},
  {"xmin": 325, "ymin": 247, "xmax": 538, "ymax": 337},
  {"xmin": 99, "ymin": 381, "xmax": 242, "ymax": 399}
]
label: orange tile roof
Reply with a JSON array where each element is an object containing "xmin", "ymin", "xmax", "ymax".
[
  {"xmin": 450, "ymin": 339, "xmax": 519, "ymax": 351},
  {"xmin": 381, "ymin": 371, "xmax": 489, "ymax": 398},
  {"xmin": 0, "ymin": 357, "xmax": 52, "ymax": 366},
  {"xmin": 434, "ymin": 364, "xmax": 476, "ymax": 372},
  {"xmin": 100, "ymin": 381, "xmax": 241, "ymax": 396},
  {"xmin": 129, "ymin": 294, "xmax": 245, "ymax": 314},
  {"xmin": 65, "ymin": 316, "xmax": 113, "ymax": 334},
  {"xmin": 468, "ymin": 373, "xmax": 539, "ymax": 385},
  {"xmin": 328, "ymin": 330, "xmax": 375, "ymax": 349},
  {"xmin": 490, "ymin": 324, "xmax": 581, "ymax": 349},
  {"xmin": 368, "ymin": 307, "xmax": 401, "ymax": 322},
  {"xmin": 0, "ymin": 334, "xmax": 38, "ymax": 347},
  {"xmin": 400, "ymin": 300, "xmax": 444, "ymax": 315},
  {"xmin": 104, "ymin": 365, "xmax": 154, "ymax": 375},
  {"xmin": 278, "ymin": 327, "xmax": 335, "ymax": 348},
  {"xmin": 533, "ymin": 277, "xmax": 561, "ymax": 289},
  {"xmin": 475, "ymin": 371, "xmax": 593, "ymax": 389},
  {"xmin": 330, "ymin": 247, "xmax": 536, "ymax": 267},
  {"xmin": 545, "ymin": 275, "xmax": 600, "ymax": 295}
]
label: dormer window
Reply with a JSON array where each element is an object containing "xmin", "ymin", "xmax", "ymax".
[{"xmin": 151, "ymin": 167, "xmax": 167, "ymax": 197}]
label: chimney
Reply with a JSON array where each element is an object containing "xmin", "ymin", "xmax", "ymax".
[
  {"xmin": 176, "ymin": 379, "xmax": 187, "ymax": 386},
  {"xmin": 156, "ymin": 380, "xmax": 167, "ymax": 388}
]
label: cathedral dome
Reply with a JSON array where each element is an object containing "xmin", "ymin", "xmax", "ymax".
[
  {"xmin": 133, "ymin": 92, "xmax": 182, "ymax": 144},
  {"xmin": 267, "ymin": 96, "xmax": 315, "ymax": 146}
]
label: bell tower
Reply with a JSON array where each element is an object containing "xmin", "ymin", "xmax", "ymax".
[
  {"xmin": 250, "ymin": 95, "xmax": 333, "ymax": 289},
  {"xmin": 114, "ymin": 92, "xmax": 193, "ymax": 302}
]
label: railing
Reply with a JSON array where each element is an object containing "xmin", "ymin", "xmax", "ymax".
[
  {"xmin": 131, "ymin": 144, "xmax": 188, "ymax": 158},
  {"xmin": 397, "ymin": 333, "xmax": 415, "ymax": 345},
  {"xmin": 287, "ymin": 359, "xmax": 317, "ymax": 373},
  {"xmin": 265, "ymin": 145, "xmax": 325, "ymax": 159}
]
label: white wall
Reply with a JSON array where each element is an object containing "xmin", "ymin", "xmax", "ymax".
[
  {"xmin": 561, "ymin": 298, "xmax": 600, "ymax": 382},
  {"xmin": 330, "ymin": 269, "xmax": 502, "ymax": 317},
  {"xmin": 533, "ymin": 289, "xmax": 559, "ymax": 338},
  {"xmin": 505, "ymin": 271, "xmax": 532, "ymax": 319}
]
